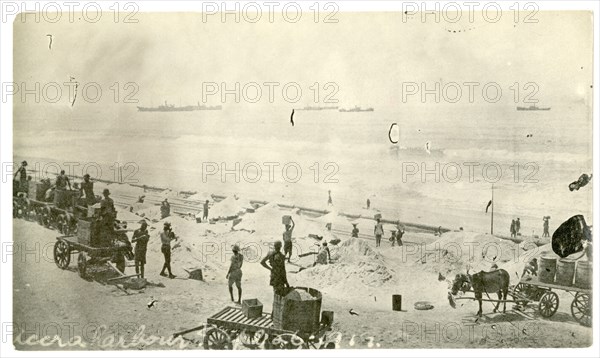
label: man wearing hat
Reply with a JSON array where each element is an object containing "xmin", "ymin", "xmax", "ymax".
[
  {"xmin": 226, "ymin": 244, "xmax": 244, "ymax": 303},
  {"xmin": 132, "ymin": 221, "xmax": 150, "ymax": 278},
  {"xmin": 160, "ymin": 222, "xmax": 177, "ymax": 278},
  {"xmin": 100, "ymin": 188, "xmax": 116, "ymax": 231},
  {"xmin": 80, "ymin": 174, "xmax": 96, "ymax": 206}
]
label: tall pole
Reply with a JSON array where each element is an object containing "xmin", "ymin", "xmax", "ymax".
[{"xmin": 491, "ymin": 184, "xmax": 494, "ymax": 235}]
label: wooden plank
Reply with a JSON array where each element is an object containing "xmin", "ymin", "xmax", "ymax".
[{"xmin": 520, "ymin": 279, "xmax": 592, "ymax": 294}]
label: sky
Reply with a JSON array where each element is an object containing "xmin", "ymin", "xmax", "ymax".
[{"xmin": 13, "ymin": 11, "xmax": 593, "ymax": 108}]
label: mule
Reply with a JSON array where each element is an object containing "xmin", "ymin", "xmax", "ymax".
[{"xmin": 451, "ymin": 268, "xmax": 510, "ymax": 317}]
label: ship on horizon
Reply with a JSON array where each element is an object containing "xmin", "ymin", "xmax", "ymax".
[
  {"xmin": 137, "ymin": 101, "xmax": 222, "ymax": 112},
  {"xmin": 516, "ymin": 104, "xmax": 551, "ymax": 111},
  {"xmin": 339, "ymin": 106, "xmax": 374, "ymax": 112},
  {"xmin": 296, "ymin": 105, "xmax": 339, "ymax": 111}
]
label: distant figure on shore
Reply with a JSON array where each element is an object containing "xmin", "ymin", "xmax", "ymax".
[
  {"xmin": 396, "ymin": 228, "xmax": 404, "ymax": 246},
  {"xmin": 80, "ymin": 174, "xmax": 96, "ymax": 206},
  {"xmin": 543, "ymin": 216, "xmax": 550, "ymax": 237},
  {"xmin": 351, "ymin": 223, "xmax": 359, "ymax": 238},
  {"xmin": 327, "ymin": 190, "xmax": 333, "ymax": 206},
  {"xmin": 374, "ymin": 218, "xmax": 384, "ymax": 247},
  {"xmin": 390, "ymin": 230, "xmax": 397, "ymax": 246},
  {"xmin": 516, "ymin": 218, "xmax": 521, "ymax": 235},
  {"xmin": 161, "ymin": 199, "xmax": 171, "ymax": 219},
  {"xmin": 160, "ymin": 222, "xmax": 177, "ymax": 279},
  {"xmin": 366, "ymin": 198, "xmax": 370, "ymax": 209},
  {"xmin": 283, "ymin": 217, "xmax": 295, "ymax": 262},
  {"xmin": 510, "ymin": 219, "xmax": 516, "ymax": 238},
  {"xmin": 226, "ymin": 244, "xmax": 243, "ymax": 303},
  {"xmin": 261, "ymin": 241, "xmax": 289, "ymax": 295},
  {"xmin": 137, "ymin": 195, "xmax": 145, "ymax": 203},
  {"xmin": 435, "ymin": 226, "xmax": 443, "ymax": 236},
  {"xmin": 203, "ymin": 200, "xmax": 209, "ymax": 221},
  {"xmin": 132, "ymin": 221, "xmax": 149, "ymax": 278}
]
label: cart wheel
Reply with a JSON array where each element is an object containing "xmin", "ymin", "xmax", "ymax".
[
  {"xmin": 78, "ymin": 252, "xmax": 87, "ymax": 278},
  {"xmin": 539, "ymin": 291, "xmax": 559, "ymax": 318},
  {"xmin": 203, "ymin": 328, "xmax": 232, "ymax": 350},
  {"xmin": 571, "ymin": 293, "xmax": 591, "ymax": 327},
  {"xmin": 238, "ymin": 330, "xmax": 267, "ymax": 349},
  {"xmin": 53, "ymin": 240, "xmax": 71, "ymax": 269},
  {"xmin": 269, "ymin": 333, "xmax": 305, "ymax": 349}
]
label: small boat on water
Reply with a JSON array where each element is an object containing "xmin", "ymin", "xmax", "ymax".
[
  {"xmin": 339, "ymin": 106, "xmax": 374, "ymax": 112},
  {"xmin": 137, "ymin": 101, "xmax": 222, "ymax": 112},
  {"xmin": 296, "ymin": 105, "xmax": 339, "ymax": 111},
  {"xmin": 516, "ymin": 104, "xmax": 551, "ymax": 111}
]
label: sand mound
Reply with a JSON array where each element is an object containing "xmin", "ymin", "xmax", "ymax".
[
  {"xmin": 416, "ymin": 231, "xmax": 536, "ymax": 284},
  {"xmin": 210, "ymin": 196, "xmax": 252, "ymax": 220},
  {"xmin": 296, "ymin": 238, "xmax": 395, "ymax": 289}
]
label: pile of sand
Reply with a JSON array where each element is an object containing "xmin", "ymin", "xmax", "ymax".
[
  {"xmin": 186, "ymin": 192, "xmax": 211, "ymax": 202},
  {"xmin": 295, "ymin": 238, "xmax": 395, "ymax": 289},
  {"xmin": 415, "ymin": 231, "xmax": 538, "ymax": 284},
  {"xmin": 209, "ymin": 196, "xmax": 252, "ymax": 220}
]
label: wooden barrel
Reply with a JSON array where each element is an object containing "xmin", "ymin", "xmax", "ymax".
[
  {"xmin": 574, "ymin": 261, "xmax": 592, "ymax": 289},
  {"xmin": 555, "ymin": 259, "xmax": 575, "ymax": 286},
  {"xmin": 273, "ymin": 287, "xmax": 322, "ymax": 333},
  {"xmin": 539, "ymin": 257, "xmax": 557, "ymax": 283}
]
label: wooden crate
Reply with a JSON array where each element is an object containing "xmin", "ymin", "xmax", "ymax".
[{"xmin": 241, "ymin": 299, "xmax": 263, "ymax": 319}]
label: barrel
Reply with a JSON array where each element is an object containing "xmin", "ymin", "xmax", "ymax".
[
  {"xmin": 273, "ymin": 287, "xmax": 322, "ymax": 333},
  {"xmin": 574, "ymin": 260, "xmax": 592, "ymax": 289},
  {"xmin": 555, "ymin": 259, "xmax": 575, "ymax": 286},
  {"xmin": 539, "ymin": 257, "xmax": 557, "ymax": 283},
  {"xmin": 392, "ymin": 295, "xmax": 403, "ymax": 311}
]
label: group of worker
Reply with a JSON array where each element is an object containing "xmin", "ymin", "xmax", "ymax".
[{"xmin": 129, "ymin": 220, "xmax": 177, "ymax": 279}]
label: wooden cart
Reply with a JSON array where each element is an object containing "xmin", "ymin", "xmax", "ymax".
[
  {"xmin": 513, "ymin": 278, "xmax": 592, "ymax": 327},
  {"xmin": 174, "ymin": 306, "xmax": 335, "ymax": 350},
  {"xmin": 53, "ymin": 220, "xmax": 133, "ymax": 278}
]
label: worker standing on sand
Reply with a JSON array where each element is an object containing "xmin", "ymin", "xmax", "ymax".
[
  {"xmin": 327, "ymin": 190, "xmax": 333, "ymax": 206},
  {"xmin": 161, "ymin": 199, "xmax": 171, "ymax": 219},
  {"xmin": 374, "ymin": 218, "xmax": 384, "ymax": 247},
  {"xmin": 132, "ymin": 221, "xmax": 150, "ymax": 278},
  {"xmin": 203, "ymin": 200, "xmax": 209, "ymax": 221},
  {"xmin": 390, "ymin": 230, "xmax": 397, "ymax": 247},
  {"xmin": 543, "ymin": 217, "xmax": 550, "ymax": 237},
  {"xmin": 351, "ymin": 223, "xmax": 359, "ymax": 238},
  {"xmin": 510, "ymin": 220, "xmax": 516, "ymax": 238},
  {"xmin": 15, "ymin": 160, "xmax": 28, "ymax": 193},
  {"xmin": 261, "ymin": 241, "xmax": 289, "ymax": 295},
  {"xmin": 160, "ymin": 222, "xmax": 177, "ymax": 279},
  {"xmin": 516, "ymin": 218, "xmax": 521, "ymax": 235},
  {"xmin": 80, "ymin": 174, "xmax": 96, "ymax": 206},
  {"xmin": 396, "ymin": 228, "xmax": 404, "ymax": 246},
  {"xmin": 226, "ymin": 244, "xmax": 244, "ymax": 303},
  {"xmin": 283, "ymin": 217, "xmax": 295, "ymax": 262},
  {"xmin": 366, "ymin": 198, "xmax": 370, "ymax": 209},
  {"xmin": 100, "ymin": 189, "xmax": 116, "ymax": 232}
]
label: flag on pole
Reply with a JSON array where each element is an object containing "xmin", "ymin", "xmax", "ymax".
[{"xmin": 485, "ymin": 200, "xmax": 492, "ymax": 213}]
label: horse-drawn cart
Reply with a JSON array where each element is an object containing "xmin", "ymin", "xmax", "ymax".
[
  {"xmin": 53, "ymin": 217, "xmax": 133, "ymax": 278},
  {"xmin": 513, "ymin": 279, "xmax": 592, "ymax": 327}
]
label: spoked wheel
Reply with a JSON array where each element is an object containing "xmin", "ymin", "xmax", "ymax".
[
  {"xmin": 203, "ymin": 328, "xmax": 233, "ymax": 350},
  {"xmin": 78, "ymin": 252, "xmax": 87, "ymax": 278},
  {"xmin": 513, "ymin": 283, "xmax": 530, "ymax": 304},
  {"xmin": 238, "ymin": 330, "xmax": 267, "ymax": 349},
  {"xmin": 268, "ymin": 333, "xmax": 305, "ymax": 350},
  {"xmin": 571, "ymin": 293, "xmax": 591, "ymax": 327},
  {"xmin": 539, "ymin": 291, "xmax": 559, "ymax": 318},
  {"xmin": 53, "ymin": 240, "xmax": 71, "ymax": 269}
]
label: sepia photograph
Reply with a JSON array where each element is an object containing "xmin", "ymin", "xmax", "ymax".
[{"xmin": 1, "ymin": 1, "xmax": 598, "ymax": 355}]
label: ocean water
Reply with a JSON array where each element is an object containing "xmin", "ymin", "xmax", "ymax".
[{"xmin": 14, "ymin": 103, "xmax": 593, "ymax": 235}]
